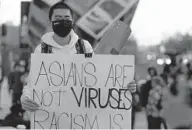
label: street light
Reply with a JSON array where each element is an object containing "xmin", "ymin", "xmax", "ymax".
[
  {"xmin": 183, "ymin": 58, "xmax": 189, "ymax": 64},
  {"xmin": 165, "ymin": 59, "xmax": 171, "ymax": 65},
  {"xmin": 157, "ymin": 59, "xmax": 164, "ymax": 65}
]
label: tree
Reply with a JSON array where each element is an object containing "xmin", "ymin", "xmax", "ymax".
[{"xmin": 161, "ymin": 33, "xmax": 192, "ymax": 54}]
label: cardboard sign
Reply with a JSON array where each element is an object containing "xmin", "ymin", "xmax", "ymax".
[
  {"xmin": 30, "ymin": 54, "xmax": 134, "ymax": 129},
  {"xmin": 66, "ymin": 0, "xmax": 100, "ymax": 16},
  {"xmin": 94, "ymin": 20, "xmax": 131, "ymax": 54},
  {"xmin": 76, "ymin": 0, "xmax": 136, "ymax": 39}
]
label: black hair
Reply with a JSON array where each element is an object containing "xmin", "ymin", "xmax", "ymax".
[
  {"xmin": 49, "ymin": 2, "xmax": 73, "ymax": 21},
  {"xmin": 187, "ymin": 62, "xmax": 191, "ymax": 69},
  {"xmin": 187, "ymin": 68, "xmax": 192, "ymax": 80},
  {"xmin": 147, "ymin": 67, "xmax": 157, "ymax": 76},
  {"xmin": 14, "ymin": 62, "xmax": 20, "ymax": 69},
  {"xmin": 163, "ymin": 64, "xmax": 171, "ymax": 74}
]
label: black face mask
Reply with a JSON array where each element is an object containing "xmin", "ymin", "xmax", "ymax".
[{"xmin": 52, "ymin": 19, "xmax": 73, "ymax": 37}]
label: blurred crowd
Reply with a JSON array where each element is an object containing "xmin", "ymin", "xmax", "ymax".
[
  {"xmin": 0, "ymin": 56, "xmax": 30, "ymax": 128},
  {"xmin": 1, "ymin": 49, "xmax": 192, "ymax": 129},
  {"xmin": 0, "ymin": 0, "xmax": 191, "ymax": 129},
  {"xmin": 0, "ymin": 43, "xmax": 192, "ymax": 129},
  {"xmin": 132, "ymin": 58, "xmax": 192, "ymax": 129}
]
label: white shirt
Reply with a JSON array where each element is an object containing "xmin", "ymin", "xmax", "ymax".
[
  {"xmin": 34, "ymin": 30, "xmax": 93, "ymax": 54},
  {"xmin": 22, "ymin": 30, "xmax": 93, "ymax": 99}
]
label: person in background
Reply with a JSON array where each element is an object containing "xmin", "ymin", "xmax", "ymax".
[
  {"xmin": 0, "ymin": 65, "xmax": 4, "ymax": 109},
  {"xmin": 139, "ymin": 67, "xmax": 159, "ymax": 129},
  {"xmin": 20, "ymin": 70, "xmax": 29, "ymax": 87},
  {"xmin": 140, "ymin": 67, "xmax": 158, "ymax": 108},
  {"xmin": 186, "ymin": 62, "xmax": 192, "ymax": 104},
  {"xmin": 9, "ymin": 62, "xmax": 25, "ymax": 105},
  {"xmin": 186, "ymin": 64, "xmax": 192, "ymax": 107},
  {"xmin": 147, "ymin": 67, "xmax": 158, "ymax": 80},
  {"xmin": 146, "ymin": 76, "xmax": 166, "ymax": 129},
  {"xmin": 160, "ymin": 65, "xmax": 171, "ymax": 85},
  {"xmin": 2, "ymin": 103, "xmax": 30, "ymax": 129},
  {"xmin": 162, "ymin": 63, "xmax": 192, "ymax": 129},
  {"xmin": 8, "ymin": 63, "xmax": 16, "ymax": 94},
  {"xmin": 187, "ymin": 62, "xmax": 192, "ymax": 78},
  {"xmin": 131, "ymin": 82, "xmax": 141, "ymax": 129},
  {"xmin": 21, "ymin": 1, "xmax": 137, "ymax": 112},
  {"xmin": 176, "ymin": 64, "xmax": 188, "ymax": 99},
  {"xmin": 1, "ymin": 43, "xmax": 11, "ymax": 78}
]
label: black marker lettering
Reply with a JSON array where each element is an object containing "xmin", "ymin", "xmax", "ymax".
[
  {"xmin": 122, "ymin": 65, "xmax": 130, "ymax": 88},
  {"xmin": 70, "ymin": 113, "xmax": 73, "ymax": 129},
  {"xmin": 74, "ymin": 114, "xmax": 84, "ymax": 129},
  {"xmin": 71, "ymin": 87, "xmax": 84, "ymax": 107},
  {"xmin": 109, "ymin": 88, "xmax": 119, "ymax": 109},
  {"xmin": 98, "ymin": 88, "xmax": 109, "ymax": 108},
  {"xmin": 85, "ymin": 114, "xmax": 99, "ymax": 129},
  {"xmin": 124, "ymin": 89, "xmax": 132, "ymax": 110},
  {"xmin": 109, "ymin": 114, "xmax": 112, "ymax": 129},
  {"xmin": 88, "ymin": 88, "xmax": 98, "ymax": 108},
  {"xmin": 63, "ymin": 64, "xmax": 66, "ymax": 86},
  {"xmin": 52, "ymin": 90, "xmax": 65, "ymax": 106},
  {"xmin": 34, "ymin": 109, "xmax": 49, "ymax": 129},
  {"xmin": 73, "ymin": 63, "xmax": 83, "ymax": 87},
  {"xmin": 66, "ymin": 63, "xmax": 75, "ymax": 86},
  {"xmin": 115, "ymin": 64, "xmax": 123, "ymax": 88},
  {"xmin": 49, "ymin": 61, "xmax": 63, "ymax": 86},
  {"xmin": 85, "ymin": 87, "xmax": 87, "ymax": 108},
  {"xmin": 113, "ymin": 114, "xmax": 123, "ymax": 129},
  {"xmin": 50, "ymin": 112, "xmax": 58, "ymax": 129},
  {"xmin": 105, "ymin": 64, "xmax": 115, "ymax": 87},
  {"xmin": 35, "ymin": 61, "xmax": 50, "ymax": 86},
  {"xmin": 57, "ymin": 112, "xmax": 69, "ymax": 129},
  {"xmin": 33, "ymin": 89, "xmax": 43, "ymax": 105},
  {"xmin": 59, "ymin": 90, "xmax": 65, "ymax": 106},
  {"xmin": 118, "ymin": 89, "xmax": 126, "ymax": 110},
  {"xmin": 43, "ymin": 91, "xmax": 53, "ymax": 107},
  {"xmin": 84, "ymin": 62, "xmax": 97, "ymax": 87}
]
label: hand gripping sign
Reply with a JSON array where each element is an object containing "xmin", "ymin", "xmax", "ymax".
[{"xmin": 30, "ymin": 54, "xmax": 134, "ymax": 129}]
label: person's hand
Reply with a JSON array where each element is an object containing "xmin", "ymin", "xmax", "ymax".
[
  {"xmin": 127, "ymin": 80, "xmax": 137, "ymax": 94},
  {"xmin": 21, "ymin": 95, "xmax": 39, "ymax": 112}
]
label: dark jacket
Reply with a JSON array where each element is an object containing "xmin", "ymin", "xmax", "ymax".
[
  {"xmin": 2, "ymin": 104, "xmax": 29, "ymax": 128},
  {"xmin": 8, "ymin": 71, "xmax": 23, "ymax": 94},
  {"xmin": 140, "ymin": 80, "xmax": 152, "ymax": 107},
  {"xmin": 0, "ymin": 66, "xmax": 4, "ymax": 83}
]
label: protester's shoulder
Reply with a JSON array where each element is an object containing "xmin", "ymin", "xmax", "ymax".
[
  {"xmin": 34, "ymin": 44, "xmax": 41, "ymax": 53},
  {"xmin": 34, "ymin": 39, "xmax": 51, "ymax": 53},
  {"xmin": 82, "ymin": 39, "xmax": 94, "ymax": 53},
  {"xmin": 34, "ymin": 32, "xmax": 54, "ymax": 53}
]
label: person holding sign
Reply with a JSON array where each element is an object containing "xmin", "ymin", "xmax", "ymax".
[{"xmin": 20, "ymin": 1, "xmax": 136, "ymax": 112}]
